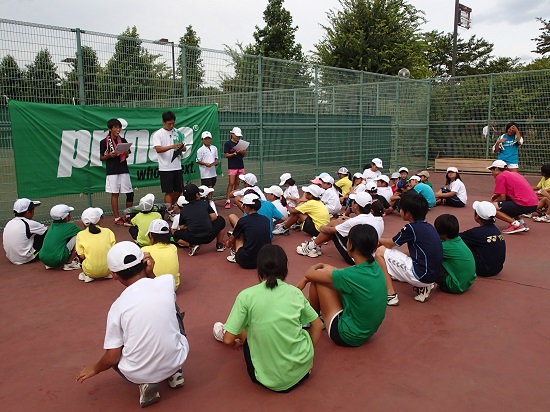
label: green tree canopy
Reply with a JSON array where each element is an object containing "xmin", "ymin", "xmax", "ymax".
[
  {"xmin": 62, "ymin": 46, "xmax": 103, "ymax": 104},
  {"xmin": 177, "ymin": 25, "xmax": 205, "ymax": 96},
  {"xmin": 26, "ymin": 49, "xmax": 61, "ymax": 103},
  {"xmin": 0, "ymin": 55, "xmax": 26, "ymax": 100},
  {"xmin": 315, "ymin": 0, "xmax": 427, "ymax": 77},
  {"xmin": 532, "ymin": 17, "xmax": 550, "ymax": 56}
]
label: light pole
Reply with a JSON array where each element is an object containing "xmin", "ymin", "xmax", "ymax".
[{"xmin": 156, "ymin": 38, "xmax": 177, "ymax": 98}]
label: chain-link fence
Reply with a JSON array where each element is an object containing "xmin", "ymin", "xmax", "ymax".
[{"xmin": 1, "ymin": 18, "xmax": 549, "ymax": 227}]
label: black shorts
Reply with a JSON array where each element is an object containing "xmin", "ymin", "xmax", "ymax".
[
  {"xmin": 173, "ymin": 216, "xmax": 226, "ymax": 245},
  {"xmin": 160, "ymin": 170, "xmax": 183, "ymax": 194},
  {"xmin": 498, "ymin": 200, "xmax": 536, "ymax": 218},
  {"xmin": 201, "ymin": 177, "xmax": 217, "ymax": 187},
  {"xmin": 235, "ymin": 249, "xmax": 257, "ymax": 269},
  {"xmin": 302, "ymin": 216, "xmax": 319, "ymax": 237},
  {"xmin": 328, "ymin": 311, "xmax": 353, "ymax": 347},
  {"xmin": 333, "ymin": 233, "xmax": 354, "ymax": 265}
]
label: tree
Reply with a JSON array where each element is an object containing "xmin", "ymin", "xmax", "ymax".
[
  {"xmin": 532, "ymin": 18, "xmax": 550, "ymax": 56},
  {"xmin": 0, "ymin": 55, "xmax": 26, "ymax": 100},
  {"xmin": 177, "ymin": 25, "xmax": 205, "ymax": 97},
  {"xmin": 315, "ymin": 0, "xmax": 428, "ymax": 77},
  {"xmin": 105, "ymin": 26, "xmax": 163, "ymax": 104},
  {"xmin": 26, "ymin": 49, "xmax": 62, "ymax": 103},
  {"xmin": 62, "ymin": 46, "xmax": 103, "ymax": 104}
]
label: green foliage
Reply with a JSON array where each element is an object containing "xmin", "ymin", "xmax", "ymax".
[
  {"xmin": 177, "ymin": 25, "xmax": 205, "ymax": 96},
  {"xmin": 0, "ymin": 55, "xmax": 26, "ymax": 100},
  {"xmin": 523, "ymin": 57, "xmax": 550, "ymax": 71},
  {"xmin": 532, "ymin": 18, "xmax": 550, "ymax": 56},
  {"xmin": 26, "ymin": 49, "xmax": 61, "ymax": 103},
  {"xmin": 62, "ymin": 46, "xmax": 103, "ymax": 104},
  {"xmin": 315, "ymin": 0, "xmax": 427, "ymax": 77}
]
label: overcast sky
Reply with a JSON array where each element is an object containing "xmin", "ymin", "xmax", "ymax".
[{"xmin": 2, "ymin": 0, "xmax": 547, "ymax": 65}]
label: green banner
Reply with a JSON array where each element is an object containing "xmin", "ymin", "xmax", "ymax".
[{"xmin": 8, "ymin": 101, "xmax": 220, "ymax": 198}]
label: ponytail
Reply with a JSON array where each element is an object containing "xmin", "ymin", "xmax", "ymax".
[
  {"xmin": 256, "ymin": 245, "xmax": 288, "ymax": 289},
  {"xmin": 279, "ymin": 195, "xmax": 287, "ymax": 207},
  {"xmin": 88, "ymin": 223, "xmax": 101, "ymax": 234}
]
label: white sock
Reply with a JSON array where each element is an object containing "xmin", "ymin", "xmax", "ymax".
[{"xmin": 512, "ymin": 220, "xmax": 520, "ymax": 227}]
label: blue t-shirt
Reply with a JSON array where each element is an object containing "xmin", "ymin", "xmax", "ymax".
[
  {"xmin": 497, "ymin": 133, "xmax": 521, "ymax": 165},
  {"xmin": 392, "ymin": 221, "xmax": 442, "ymax": 283},
  {"xmin": 413, "ymin": 182, "xmax": 436, "ymax": 208},
  {"xmin": 257, "ymin": 200, "xmax": 284, "ymax": 239}
]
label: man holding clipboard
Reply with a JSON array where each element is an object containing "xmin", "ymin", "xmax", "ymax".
[
  {"xmin": 152, "ymin": 111, "xmax": 187, "ymax": 215},
  {"xmin": 224, "ymin": 127, "xmax": 248, "ymax": 209},
  {"xmin": 100, "ymin": 118, "xmax": 134, "ymax": 226}
]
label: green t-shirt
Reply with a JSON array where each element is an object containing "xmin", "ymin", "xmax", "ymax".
[
  {"xmin": 224, "ymin": 280, "xmax": 318, "ymax": 391},
  {"xmin": 442, "ymin": 237, "xmax": 476, "ymax": 293},
  {"xmin": 130, "ymin": 211, "xmax": 162, "ymax": 247},
  {"xmin": 331, "ymin": 261, "xmax": 388, "ymax": 347},
  {"xmin": 39, "ymin": 221, "xmax": 82, "ymax": 267}
]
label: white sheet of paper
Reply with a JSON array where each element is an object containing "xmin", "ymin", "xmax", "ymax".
[
  {"xmin": 233, "ymin": 140, "xmax": 249, "ymax": 152},
  {"xmin": 115, "ymin": 142, "xmax": 132, "ymax": 154}
]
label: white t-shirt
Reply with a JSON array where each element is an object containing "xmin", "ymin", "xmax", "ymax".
[
  {"xmin": 233, "ymin": 186, "xmax": 267, "ymax": 200},
  {"xmin": 335, "ymin": 213, "xmax": 384, "ymax": 238},
  {"xmin": 362, "ymin": 168, "xmax": 381, "ymax": 181},
  {"xmin": 283, "ymin": 185, "xmax": 300, "ymax": 208},
  {"xmin": 104, "ymin": 275, "xmax": 189, "ymax": 384},
  {"xmin": 152, "ymin": 128, "xmax": 182, "ymax": 171},
  {"xmin": 377, "ymin": 187, "xmax": 394, "ymax": 203},
  {"xmin": 196, "ymin": 145, "xmax": 218, "ymax": 179},
  {"xmin": 450, "ymin": 179, "xmax": 467, "ymax": 204},
  {"xmin": 271, "ymin": 199, "xmax": 288, "ymax": 219},
  {"xmin": 321, "ymin": 186, "xmax": 342, "ymax": 215},
  {"xmin": 3, "ymin": 217, "xmax": 48, "ymax": 264}
]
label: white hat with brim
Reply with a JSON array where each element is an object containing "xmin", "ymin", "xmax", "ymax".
[
  {"xmin": 279, "ymin": 173, "xmax": 292, "ymax": 186},
  {"xmin": 302, "ymin": 184, "xmax": 324, "ymax": 198},
  {"xmin": 398, "ymin": 167, "xmax": 409, "ymax": 173},
  {"xmin": 176, "ymin": 196, "xmax": 189, "ymax": 207},
  {"xmin": 50, "ymin": 204, "xmax": 74, "ymax": 220},
  {"xmin": 349, "ymin": 192, "xmax": 372, "ymax": 207},
  {"xmin": 409, "ymin": 175, "xmax": 421, "ymax": 181},
  {"xmin": 107, "ymin": 241, "xmax": 144, "ymax": 272},
  {"xmin": 337, "ymin": 167, "xmax": 349, "ymax": 174},
  {"xmin": 230, "ymin": 127, "xmax": 243, "ymax": 137},
  {"xmin": 13, "ymin": 198, "xmax": 40, "ymax": 214},
  {"xmin": 201, "ymin": 131, "xmax": 213, "ymax": 139},
  {"xmin": 375, "ymin": 175, "xmax": 390, "ymax": 184},
  {"xmin": 372, "ymin": 158, "xmax": 383, "ymax": 168},
  {"xmin": 198, "ymin": 185, "xmax": 215, "ymax": 198},
  {"xmin": 239, "ymin": 173, "xmax": 257, "ymax": 186},
  {"xmin": 81, "ymin": 207, "xmax": 103, "ymax": 225},
  {"xmin": 487, "ymin": 160, "xmax": 507, "ymax": 169},
  {"xmin": 147, "ymin": 219, "xmax": 170, "ymax": 235},
  {"xmin": 473, "ymin": 201, "xmax": 496, "ymax": 220},
  {"xmin": 447, "ymin": 167, "xmax": 459, "ymax": 173},
  {"xmin": 264, "ymin": 185, "xmax": 284, "ymax": 197},
  {"xmin": 241, "ymin": 193, "xmax": 259, "ymax": 205},
  {"xmin": 391, "ymin": 172, "xmax": 401, "ymax": 179},
  {"xmin": 138, "ymin": 194, "xmax": 155, "ymax": 212},
  {"xmin": 319, "ymin": 175, "xmax": 335, "ymax": 185}
]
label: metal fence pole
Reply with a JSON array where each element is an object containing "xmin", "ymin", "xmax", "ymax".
[
  {"xmin": 74, "ymin": 28, "xmax": 86, "ymax": 106},
  {"xmin": 181, "ymin": 44, "xmax": 188, "ymax": 105},
  {"xmin": 394, "ymin": 78, "xmax": 400, "ymax": 170},
  {"xmin": 425, "ymin": 79, "xmax": 432, "ymax": 168},
  {"xmin": 359, "ymin": 72, "xmax": 364, "ymax": 169},
  {"xmin": 258, "ymin": 56, "xmax": 264, "ymax": 187},
  {"xmin": 486, "ymin": 74, "xmax": 494, "ymax": 158},
  {"xmin": 315, "ymin": 65, "xmax": 319, "ymax": 175}
]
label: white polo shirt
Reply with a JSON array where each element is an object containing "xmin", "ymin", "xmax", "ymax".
[
  {"xmin": 3, "ymin": 217, "xmax": 48, "ymax": 264},
  {"xmin": 335, "ymin": 213, "xmax": 384, "ymax": 238},
  {"xmin": 152, "ymin": 128, "xmax": 182, "ymax": 171},
  {"xmin": 321, "ymin": 186, "xmax": 342, "ymax": 215},
  {"xmin": 196, "ymin": 144, "xmax": 219, "ymax": 179}
]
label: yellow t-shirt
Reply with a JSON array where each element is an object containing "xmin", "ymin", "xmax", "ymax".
[
  {"xmin": 296, "ymin": 199, "xmax": 330, "ymax": 231},
  {"xmin": 76, "ymin": 226, "xmax": 116, "ymax": 278},
  {"xmin": 335, "ymin": 177, "xmax": 352, "ymax": 196},
  {"xmin": 131, "ymin": 211, "xmax": 162, "ymax": 247},
  {"xmin": 536, "ymin": 177, "xmax": 550, "ymax": 190},
  {"xmin": 141, "ymin": 243, "xmax": 180, "ymax": 290}
]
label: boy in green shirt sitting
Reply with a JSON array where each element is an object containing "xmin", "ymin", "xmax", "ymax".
[{"xmin": 434, "ymin": 214, "xmax": 476, "ymax": 294}]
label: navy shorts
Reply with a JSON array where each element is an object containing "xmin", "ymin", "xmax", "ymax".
[{"xmin": 498, "ymin": 201, "xmax": 536, "ymax": 218}]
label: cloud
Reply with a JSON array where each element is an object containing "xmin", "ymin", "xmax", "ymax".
[{"xmin": 475, "ymin": 0, "xmax": 547, "ymax": 25}]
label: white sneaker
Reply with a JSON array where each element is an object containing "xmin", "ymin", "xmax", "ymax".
[
  {"xmin": 63, "ymin": 258, "xmax": 81, "ymax": 271},
  {"xmin": 414, "ymin": 284, "xmax": 435, "ymax": 302},
  {"xmin": 139, "ymin": 383, "xmax": 160, "ymax": 408},
  {"xmin": 296, "ymin": 243, "xmax": 321, "ymax": 258},
  {"xmin": 387, "ymin": 293, "xmax": 399, "ymax": 306},
  {"xmin": 188, "ymin": 244, "xmax": 200, "ymax": 256},
  {"xmin": 227, "ymin": 254, "xmax": 236, "ymax": 263},
  {"xmin": 272, "ymin": 225, "xmax": 290, "ymax": 236},
  {"xmin": 78, "ymin": 272, "xmax": 94, "ymax": 283},
  {"xmin": 167, "ymin": 369, "xmax": 184, "ymax": 389},
  {"xmin": 213, "ymin": 322, "xmax": 225, "ymax": 342}
]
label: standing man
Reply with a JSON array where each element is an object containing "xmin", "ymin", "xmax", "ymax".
[
  {"xmin": 152, "ymin": 111, "xmax": 186, "ymax": 215},
  {"xmin": 493, "ymin": 122, "xmax": 523, "ymax": 172},
  {"xmin": 487, "ymin": 160, "xmax": 537, "ymax": 234},
  {"xmin": 224, "ymin": 127, "xmax": 246, "ymax": 209}
]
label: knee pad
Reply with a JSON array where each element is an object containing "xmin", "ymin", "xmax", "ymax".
[{"xmin": 126, "ymin": 192, "xmax": 134, "ymax": 203}]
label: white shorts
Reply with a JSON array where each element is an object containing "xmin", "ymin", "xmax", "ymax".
[
  {"xmin": 105, "ymin": 174, "xmax": 133, "ymax": 194},
  {"xmin": 506, "ymin": 163, "xmax": 519, "ymax": 169},
  {"xmin": 383, "ymin": 248, "xmax": 432, "ymax": 288}
]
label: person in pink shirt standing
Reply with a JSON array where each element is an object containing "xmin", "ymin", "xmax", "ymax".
[{"xmin": 487, "ymin": 160, "xmax": 538, "ymax": 234}]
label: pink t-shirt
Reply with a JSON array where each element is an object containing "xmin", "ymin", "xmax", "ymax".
[{"xmin": 494, "ymin": 171, "xmax": 538, "ymax": 206}]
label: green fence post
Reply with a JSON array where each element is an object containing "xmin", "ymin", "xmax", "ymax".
[
  {"xmin": 425, "ymin": 79, "xmax": 431, "ymax": 168},
  {"xmin": 394, "ymin": 78, "xmax": 400, "ymax": 170},
  {"xmin": 359, "ymin": 72, "xmax": 364, "ymax": 169},
  {"xmin": 181, "ymin": 44, "xmax": 188, "ymax": 106},
  {"xmin": 315, "ymin": 65, "xmax": 319, "ymax": 175},
  {"xmin": 486, "ymin": 73, "xmax": 494, "ymax": 158},
  {"xmin": 258, "ymin": 55, "xmax": 264, "ymax": 187},
  {"xmin": 74, "ymin": 28, "xmax": 86, "ymax": 106}
]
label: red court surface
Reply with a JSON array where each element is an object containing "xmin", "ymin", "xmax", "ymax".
[{"xmin": 1, "ymin": 172, "xmax": 549, "ymax": 411}]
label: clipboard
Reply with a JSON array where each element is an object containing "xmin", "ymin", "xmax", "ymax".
[{"xmin": 115, "ymin": 142, "xmax": 132, "ymax": 154}]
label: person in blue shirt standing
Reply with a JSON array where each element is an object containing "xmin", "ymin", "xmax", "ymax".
[{"xmin": 492, "ymin": 122, "xmax": 523, "ymax": 172}]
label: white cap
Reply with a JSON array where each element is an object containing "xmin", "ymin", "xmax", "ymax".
[
  {"xmin": 230, "ymin": 127, "xmax": 242, "ymax": 137},
  {"xmin": 147, "ymin": 219, "xmax": 170, "ymax": 235},
  {"xmin": 176, "ymin": 196, "xmax": 189, "ymax": 207},
  {"xmin": 391, "ymin": 172, "xmax": 401, "ymax": 179},
  {"xmin": 241, "ymin": 193, "xmax": 259, "ymax": 205},
  {"xmin": 138, "ymin": 194, "xmax": 155, "ymax": 212},
  {"xmin": 239, "ymin": 173, "xmax": 257, "ymax": 186},
  {"xmin": 365, "ymin": 182, "xmax": 377, "ymax": 191},
  {"xmin": 372, "ymin": 158, "xmax": 383, "ymax": 168},
  {"xmin": 107, "ymin": 241, "xmax": 144, "ymax": 272},
  {"xmin": 409, "ymin": 175, "xmax": 421, "ymax": 181},
  {"xmin": 264, "ymin": 185, "xmax": 284, "ymax": 197},
  {"xmin": 302, "ymin": 184, "xmax": 324, "ymax": 198},
  {"xmin": 319, "ymin": 175, "xmax": 334, "ymax": 185},
  {"xmin": 318, "ymin": 172, "xmax": 331, "ymax": 180},
  {"xmin": 198, "ymin": 185, "xmax": 214, "ymax": 198},
  {"xmin": 81, "ymin": 207, "xmax": 103, "ymax": 225},
  {"xmin": 376, "ymin": 175, "xmax": 390, "ymax": 184},
  {"xmin": 487, "ymin": 160, "xmax": 507, "ymax": 169},
  {"xmin": 473, "ymin": 201, "xmax": 496, "ymax": 220},
  {"xmin": 353, "ymin": 172, "xmax": 363, "ymax": 179},
  {"xmin": 279, "ymin": 173, "xmax": 292, "ymax": 185},
  {"xmin": 447, "ymin": 167, "xmax": 459, "ymax": 173},
  {"xmin": 349, "ymin": 192, "xmax": 373, "ymax": 207},
  {"xmin": 337, "ymin": 167, "xmax": 349, "ymax": 174},
  {"xmin": 13, "ymin": 198, "xmax": 40, "ymax": 213},
  {"xmin": 398, "ymin": 167, "xmax": 409, "ymax": 173},
  {"xmin": 50, "ymin": 204, "xmax": 74, "ymax": 220},
  {"xmin": 201, "ymin": 131, "xmax": 213, "ymax": 139}
]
